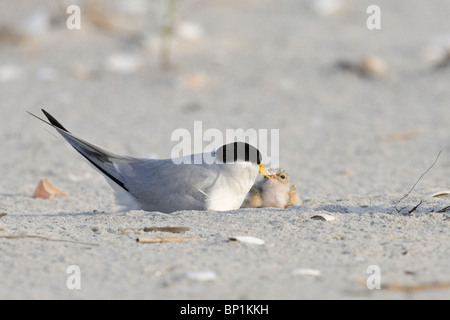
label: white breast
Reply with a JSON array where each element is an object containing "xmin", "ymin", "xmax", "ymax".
[{"xmin": 206, "ymin": 163, "xmax": 259, "ymax": 211}]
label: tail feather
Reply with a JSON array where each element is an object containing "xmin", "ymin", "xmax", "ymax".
[
  {"xmin": 41, "ymin": 109, "xmax": 70, "ymax": 132},
  {"xmin": 29, "ymin": 109, "xmax": 131, "ymax": 192}
]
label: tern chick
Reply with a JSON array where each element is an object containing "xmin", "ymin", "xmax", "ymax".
[{"xmin": 242, "ymin": 168, "xmax": 301, "ymax": 209}]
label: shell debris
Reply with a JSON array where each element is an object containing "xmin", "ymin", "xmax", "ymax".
[
  {"xmin": 33, "ymin": 178, "xmax": 67, "ymax": 200},
  {"xmin": 186, "ymin": 271, "xmax": 217, "ymax": 282},
  {"xmin": 337, "ymin": 55, "xmax": 388, "ymax": 77},
  {"xmin": 292, "ymin": 268, "xmax": 321, "ymax": 276},
  {"xmin": 228, "ymin": 236, "xmax": 265, "ymax": 245},
  {"xmin": 310, "ymin": 0, "xmax": 345, "ymax": 16},
  {"xmin": 104, "ymin": 52, "xmax": 143, "ymax": 75},
  {"xmin": 421, "ymin": 35, "xmax": 450, "ymax": 69},
  {"xmin": 431, "ymin": 190, "xmax": 450, "ymax": 198},
  {"xmin": 311, "ymin": 213, "xmax": 335, "ymax": 221},
  {"xmin": 176, "ymin": 21, "xmax": 205, "ymax": 40}
]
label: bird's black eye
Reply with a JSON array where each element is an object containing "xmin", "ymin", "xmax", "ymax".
[{"xmin": 280, "ymin": 175, "xmax": 286, "ymax": 179}]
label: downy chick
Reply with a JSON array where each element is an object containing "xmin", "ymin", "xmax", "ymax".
[{"xmin": 242, "ymin": 168, "xmax": 300, "ymax": 209}]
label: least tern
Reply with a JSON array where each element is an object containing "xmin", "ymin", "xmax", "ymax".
[
  {"xmin": 29, "ymin": 109, "xmax": 274, "ymax": 213},
  {"xmin": 242, "ymin": 168, "xmax": 300, "ymax": 209}
]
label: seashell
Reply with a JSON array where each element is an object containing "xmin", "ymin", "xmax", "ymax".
[
  {"xmin": 67, "ymin": 172, "xmax": 92, "ymax": 182},
  {"xmin": 311, "ymin": 0, "xmax": 344, "ymax": 16},
  {"xmin": 104, "ymin": 53, "xmax": 143, "ymax": 74},
  {"xmin": 33, "ymin": 178, "xmax": 67, "ymax": 199},
  {"xmin": 431, "ymin": 190, "xmax": 450, "ymax": 198},
  {"xmin": 229, "ymin": 236, "xmax": 265, "ymax": 245},
  {"xmin": 176, "ymin": 21, "xmax": 205, "ymax": 40},
  {"xmin": 421, "ymin": 35, "xmax": 450, "ymax": 68},
  {"xmin": 186, "ymin": 270, "xmax": 217, "ymax": 281},
  {"xmin": 311, "ymin": 213, "xmax": 335, "ymax": 221},
  {"xmin": 337, "ymin": 55, "xmax": 387, "ymax": 77},
  {"xmin": 292, "ymin": 268, "xmax": 321, "ymax": 276},
  {"xmin": 362, "ymin": 56, "xmax": 388, "ymax": 76}
]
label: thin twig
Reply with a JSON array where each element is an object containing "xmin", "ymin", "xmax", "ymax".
[
  {"xmin": 136, "ymin": 237, "xmax": 206, "ymax": 243},
  {"xmin": 0, "ymin": 234, "xmax": 97, "ymax": 246},
  {"xmin": 408, "ymin": 200, "xmax": 422, "ymax": 214},
  {"xmin": 119, "ymin": 226, "xmax": 190, "ymax": 233},
  {"xmin": 383, "ymin": 282, "xmax": 450, "ymax": 292},
  {"xmin": 392, "ymin": 150, "xmax": 442, "ymax": 213}
]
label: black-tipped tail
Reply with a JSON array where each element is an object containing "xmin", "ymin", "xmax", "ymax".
[
  {"xmin": 41, "ymin": 109, "xmax": 70, "ymax": 133},
  {"xmin": 29, "ymin": 109, "xmax": 131, "ymax": 192}
]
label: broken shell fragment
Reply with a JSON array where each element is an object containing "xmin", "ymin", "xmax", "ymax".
[
  {"xmin": 311, "ymin": 213, "xmax": 335, "ymax": 221},
  {"xmin": 186, "ymin": 270, "xmax": 217, "ymax": 282},
  {"xmin": 176, "ymin": 21, "xmax": 205, "ymax": 40},
  {"xmin": 33, "ymin": 178, "xmax": 67, "ymax": 199},
  {"xmin": 311, "ymin": 0, "xmax": 344, "ymax": 17},
  {"xmin": 104, "ymin": 52, "xmax": 143, "ymax": 74},
  {"xmin": 292, "ymin": 268, "xmax": 321, "ymax": 276},
  {"xmin": 228, "ymin": 236, "xmax": 265, "ymax": 245},
  {"xmin": 337, "ymin": 55, "xmax": 387, "ymax": 77},
  {"xmin": 362, "ymin": 56, "xmax": 388, "ymax": 76}
]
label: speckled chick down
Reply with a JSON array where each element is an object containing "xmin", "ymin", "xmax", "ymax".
[{"xmin": 242, "ymin": 168, "xmax": 300, "ymax": 209}]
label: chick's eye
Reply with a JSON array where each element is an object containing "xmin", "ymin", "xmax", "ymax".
[{"xmin": 280, "ymin": 175, "xmax": 286, "ymax": 179}]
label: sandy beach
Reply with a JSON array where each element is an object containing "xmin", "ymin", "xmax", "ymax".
[{"xmin": 0, "ymin": 0, "xmax": 449, "ymax": 300}]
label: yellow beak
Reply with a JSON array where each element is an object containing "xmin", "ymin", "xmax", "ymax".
[{"xmin": 259, "ymin": 163, "xmax": 276, "ymax": 179}]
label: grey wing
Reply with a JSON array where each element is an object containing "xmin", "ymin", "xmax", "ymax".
[{"xmin": 123, "ymin": 159, "xmax": 220, "ymax": 212}]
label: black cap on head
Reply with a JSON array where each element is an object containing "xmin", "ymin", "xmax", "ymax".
[{"xmin": 214, "ymin": 142, "xmax": 262, "ymax": 165}]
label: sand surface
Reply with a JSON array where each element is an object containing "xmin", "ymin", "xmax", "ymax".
[{"xmin": 0, "ymin": 0, "xmax": 449, "ymax": 299}]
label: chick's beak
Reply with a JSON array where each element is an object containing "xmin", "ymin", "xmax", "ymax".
[{"xmin": 259, "ymin": 163, "xmax": 276, "ymax": 179}]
